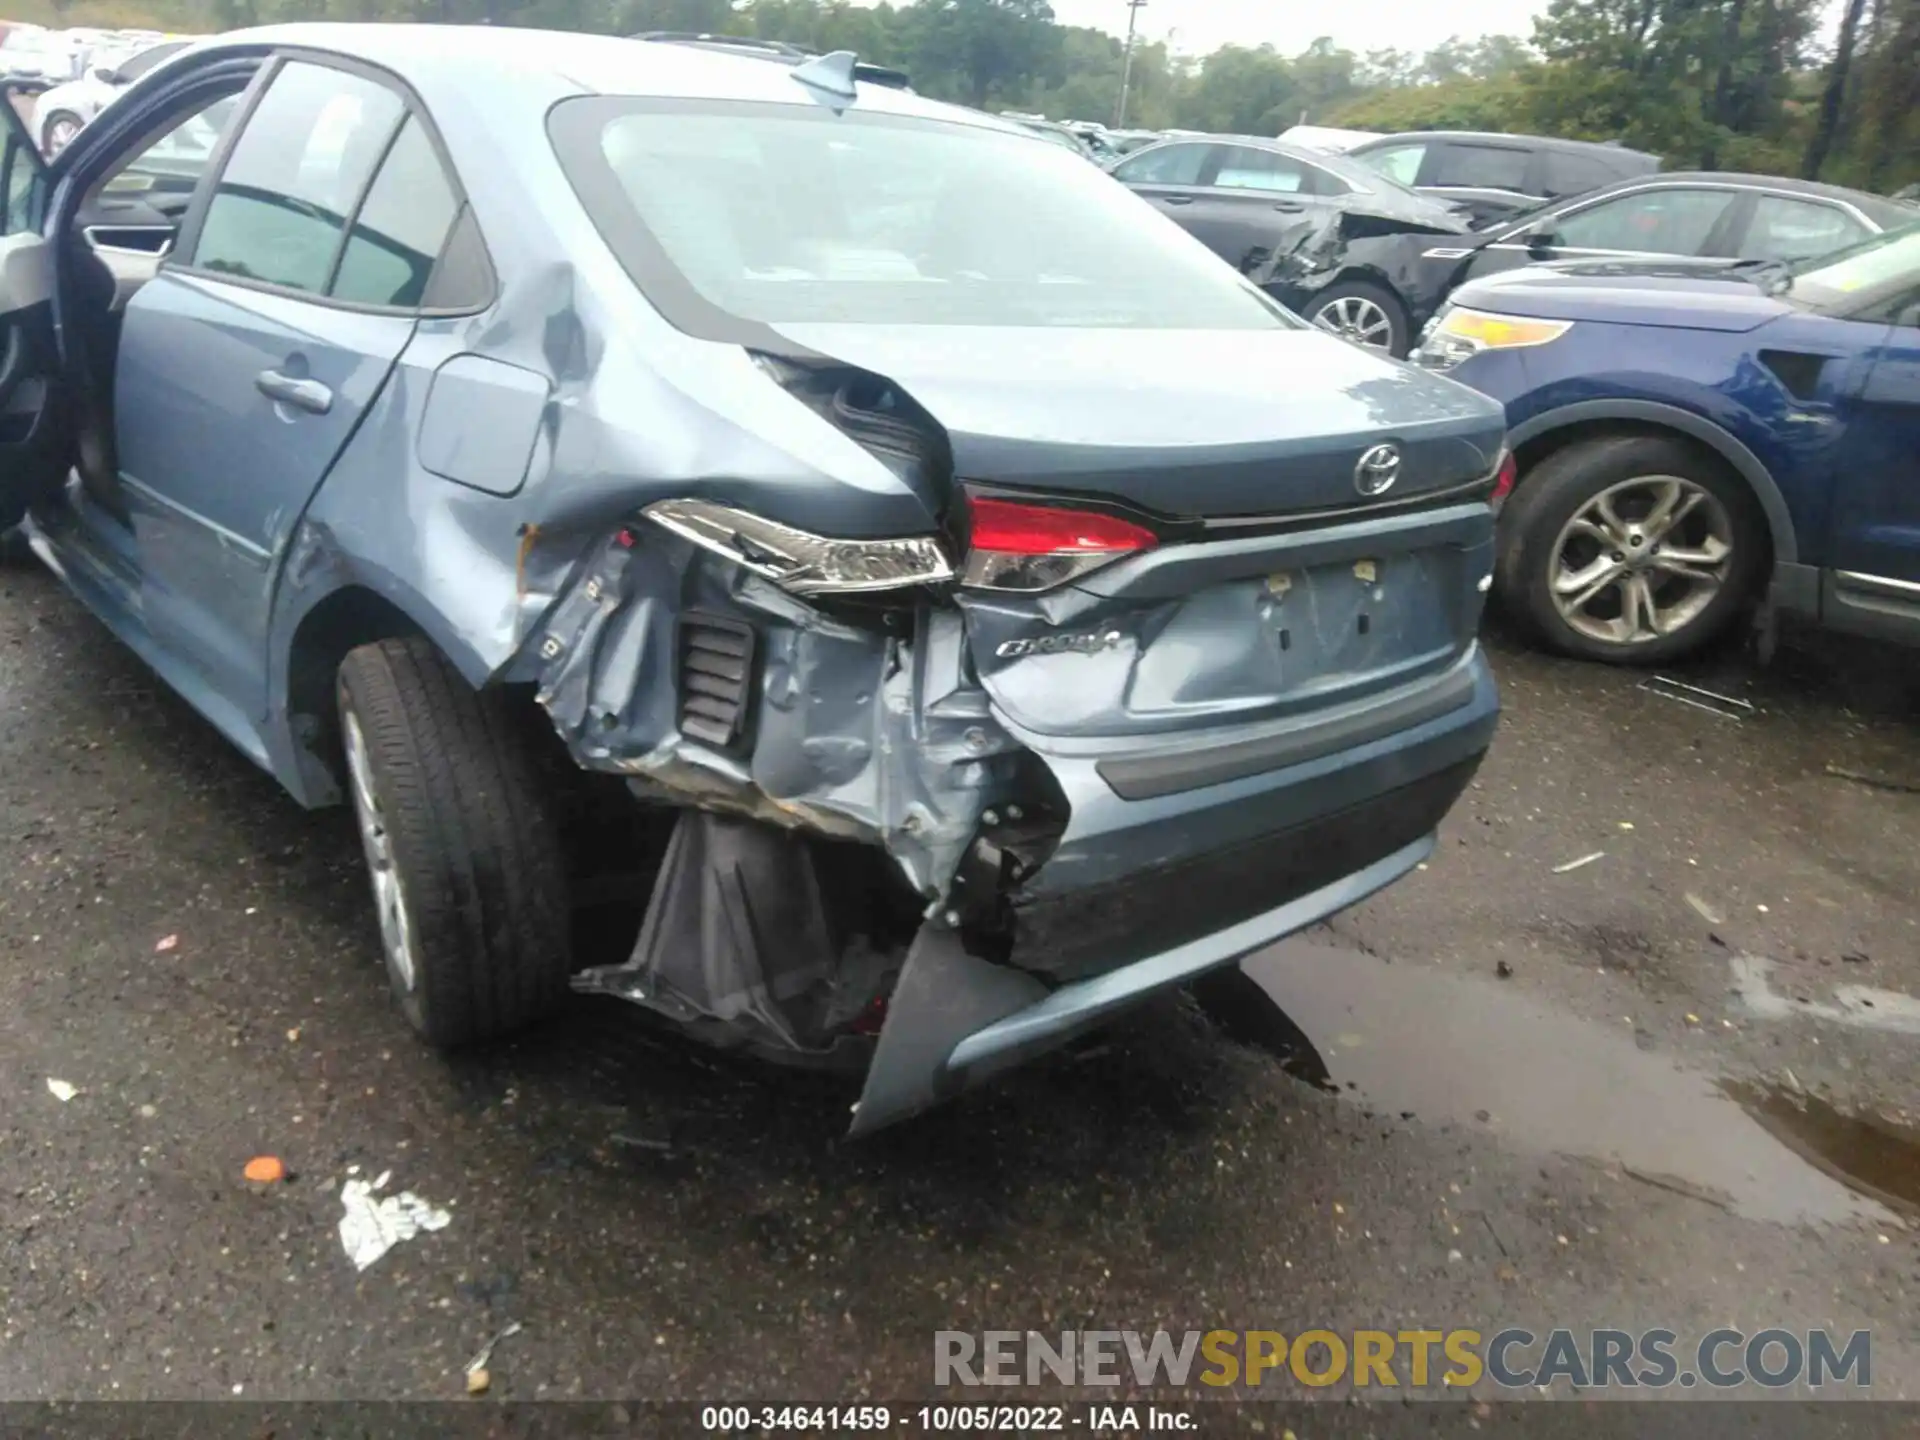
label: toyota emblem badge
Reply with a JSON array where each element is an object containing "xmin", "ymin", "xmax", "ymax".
[{"xmin": 1354, "ymin": 443, "xmax": 1402, "ymax": 497}]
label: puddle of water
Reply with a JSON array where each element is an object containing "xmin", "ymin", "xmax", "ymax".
[
  {"xmin": 1231, "ymin": 940, "xmax": 1905, "ymax": 1227},
  {"xmin": 1727, "ymin": 1081, "xmax": 1920, "ymax": 1219}
]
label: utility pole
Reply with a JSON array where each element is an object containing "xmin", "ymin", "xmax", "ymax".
[{"xmin": 1114, "ymin": 0, "xmax": 1147, "ymax": 129}]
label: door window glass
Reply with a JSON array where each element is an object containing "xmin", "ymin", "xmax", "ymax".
[
  {"xmin": 1541, "ymin": 149, "xmax": 1619, "ymax": 197},
  {"xmin": 1429, "ymin": 143, "xmax": 1531, "ymax": 191},
  {"xmin": 1554, "ymin": 188, "xmax": 1736, "ymax": 254},
  {"xmin": 1745, "ymin": 194, "xmax": 1869, "ymax": 263},
  {"xmin": 1354, "ymin": 143, "xmax": 1424, "ymax": 186},
  {"xmin": 331, "ymin": 115, "xmax": 459, "ymax": 307},
  {"xmin": 1210, "ymin": 144, "xmax": 1311, "ymax": 194},
  {"xmin": 102, "ymin": 94, "xmax": 242, "ymax": 199},
  {"xmin": 190, "ymin": 61, "xmax": 403, "ymax": 294},
  {"xmin": 1111, "ymin": 142, "xmax": 1208, "ymax": 186},
  {"xmin": 2, "ymin": 98, "xmax": 44, "ymax": 233}
]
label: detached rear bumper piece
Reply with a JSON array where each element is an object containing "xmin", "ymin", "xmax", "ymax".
[{"xmin": 849, "ymin": 651, "xmax": 1496, "ymax": 1135}]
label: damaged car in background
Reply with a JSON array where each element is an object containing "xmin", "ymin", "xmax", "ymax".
[
  {"xmin": 1110, "ymin": 133, "xmax": 1480, "ymax": 357},
  {"xmin": 0, "ymin": 25, "xmax": 1504, "ymax": 1135}
]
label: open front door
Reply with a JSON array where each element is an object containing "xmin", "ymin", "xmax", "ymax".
[{"xmin": 0, "ymin": 82, "xmax": 70, "ymax": 533}]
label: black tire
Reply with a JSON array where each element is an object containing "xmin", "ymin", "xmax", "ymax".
[
  {"xmin": 1495, "ymin": 434, "xmax": 1768, "ymax": 666},
  {"xmin": 0, "ymin": 528, "xmax": 32, "ymax": 565},
  {"xmin": 1309, "ymin": 280, "xmax": 1411, "ymax": 358},
  {"xmin": 335, "ymin": 637, "xmax": 571, "ymax": 1047}
]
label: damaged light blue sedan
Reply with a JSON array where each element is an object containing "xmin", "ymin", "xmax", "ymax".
[{"xmin": 0, "ymin": 25, "xmax": 1507, "ymax": 1133}]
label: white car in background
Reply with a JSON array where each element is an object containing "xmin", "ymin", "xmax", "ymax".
[{"xmin": 33, "ymin": 36, "xmax": 187, "ymax": 154}]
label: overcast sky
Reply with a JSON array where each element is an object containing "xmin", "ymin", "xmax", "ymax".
[{"xmin": 1043, "ymin": 0, "xmax": 1553, "ymax": 58}]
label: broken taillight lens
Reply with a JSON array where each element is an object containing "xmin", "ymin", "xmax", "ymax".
[
  {"xmin": 1489, "ymin": 449, "xmax": 1517, "ymax": 507},
  {"xmin": 644, "ymin": 498, "xmax": 953, "ymax": 595},
  {"xmin": 961, "ymin": 495, "xmax": 1158, "ymax": 593}
]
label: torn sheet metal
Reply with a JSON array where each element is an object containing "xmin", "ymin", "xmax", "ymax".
[
  {"xmin": 532, "ymin": 525, "xmax": 1023, "ymax": 899},
  {"xmin": 573, "ymin": 810, "xmax": 897, "ymax": 1055}
]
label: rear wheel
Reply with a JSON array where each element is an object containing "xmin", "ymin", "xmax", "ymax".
[
  {"xmin": 336, "ymin": 637, "xmax": 571, "ymax": 1046},
  {"xmin": 1309, "ymin": 281, "xmax": 1409, "ymax": 358},
  {"xmin": 1495, "ymin": 434, "xmax": 1767, "ymax": 665},
  {"xmin": 41, "ymin": 111, "xmax": 83, "ymax": 156}
]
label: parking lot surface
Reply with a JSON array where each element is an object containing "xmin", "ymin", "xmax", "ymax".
[{"xmin": 4, "ymin": 558, "xmax": 1920, "ymax": 1400}]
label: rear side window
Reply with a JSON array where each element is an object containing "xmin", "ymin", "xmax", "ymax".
[
  {"xmin": 1111, "ymin": 142, "xmax": 1208, "ymax": 186},
  {"xmin": 1541, "ymin": 149, "xmax": 1621, "ymax": 198},
  {"xmin": 190, "ymin": 61, "xmax": 403, "ymax": 294},
  {"xmin": 332, "ymin": 116, "xmax": 459, "ymax": 307},
  {"xmin": 1353, "ymin": 142, "xmax": 1425, "ymax": 187},
  {"xmin": 1430, "ymin": 143, "xmax": 1531, "ymax": 192},
  {"xmin": 1744, "ymin": 194, "xmax": 1869, "ymax": 263}
]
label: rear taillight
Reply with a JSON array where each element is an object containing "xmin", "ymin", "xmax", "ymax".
[
  {"xmin": 1489, "ymin": 450, "xmax": 1517, "ymax": 506},
  {"xmin": 962, "ymin": 495, "xmax": 1158, "ymax": 592}
]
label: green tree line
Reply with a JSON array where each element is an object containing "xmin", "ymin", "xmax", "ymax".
[{"xmin": 21, "ymin": 0, "xmax": 1918, "ymax": 191}]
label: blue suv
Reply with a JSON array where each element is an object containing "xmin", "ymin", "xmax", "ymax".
[{"xmin": 1416, "ymin": 224, "xmax": 1920, "ymax": 663}]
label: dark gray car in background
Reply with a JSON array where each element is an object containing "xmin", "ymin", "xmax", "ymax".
[
  {"xmin": 1346, "ymin": 129, "xmax": 1662, "ymax": 226},
  {"xmin": 0, "ymin": 25, "xmax": 1504, "ymax": 1134}
]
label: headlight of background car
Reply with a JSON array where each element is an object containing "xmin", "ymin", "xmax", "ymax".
[{"xmin": 1416, "ymin": 307, "xmax": 1573, "ymax": 372}]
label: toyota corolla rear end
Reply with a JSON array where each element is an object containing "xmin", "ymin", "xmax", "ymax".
[{"xmin": 528, "ymin": 67, "xmax": 1505, "ymax": 1132}]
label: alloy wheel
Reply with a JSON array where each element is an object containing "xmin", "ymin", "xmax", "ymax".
[
  {"xmin": 1547, "ymin": 474, "xmax": 1735, "ymax": 646},
  {"xmin": 1313, "ymin": 295, "xmax": 1396, "ymax": 352},
  {"xmin": 45, "ymin": 117, "xmax": 81, "ymax": 156}
]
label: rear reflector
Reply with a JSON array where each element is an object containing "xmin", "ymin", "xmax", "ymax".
[
  {"xmin": 962, "ymin": 496, "xmax": 1158, "ymax": 592},
  {"xmin": 1490, "ymin": 451, "xmax": 1517, "ymax": 505}
]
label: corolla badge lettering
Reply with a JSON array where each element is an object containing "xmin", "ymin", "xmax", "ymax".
[
  {"xmin": 1354, "ymin": 443, "xmax": 1403, "ymax": 497},
  {"xmin": 996, "ymin": 629, "xmax": 1127, "ymax": 659}
]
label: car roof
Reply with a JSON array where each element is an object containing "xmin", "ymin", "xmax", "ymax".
[
  {"xmin": 1353, "ymin": 130, "xmax": 1660, "ymax": 163},
  {"xmin": 192, "ymin": 23, "xmax": 989, "ymax": 124}
]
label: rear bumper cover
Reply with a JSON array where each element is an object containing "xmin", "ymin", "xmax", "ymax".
[{"xmin": 848, "ymin": 649, "xmax": 1497, "ymax": 1134}]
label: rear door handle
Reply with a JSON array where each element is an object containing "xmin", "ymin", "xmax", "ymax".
[
  {"xmin": 255, "ymin": 369, "xmax": 333, "ymax": 415},
  {"xmin": 1272, "ymin": 200, "xmax": 1304, "ymax": 212},
  {"xmin": 1159, "ymin": 194, "xmax": 1194, "ymax": 206}
]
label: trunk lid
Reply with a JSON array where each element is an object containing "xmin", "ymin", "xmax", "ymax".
[
  {"xmin": 769, "ymin": 323, "xmax": 1504, "ymax": 517},
  {"xmin": 957, "ymin": 503, "xmax": 1493, "ymax": 742}
]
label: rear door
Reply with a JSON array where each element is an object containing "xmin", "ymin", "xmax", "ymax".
[
  {"xmin": 1109, "ymin": 141, "xmax": 1217, "ymax": 234},
  {"xmin": 116, "ymin": 56, "xmax": 459, "ymax": 717},
  {"xmin": 0, "ymin": 79, "xmax": 69, "ymax": 532},
  {"xmin": 1173, "ymin": 143, "xmax": 1344, "ymax": 276}
]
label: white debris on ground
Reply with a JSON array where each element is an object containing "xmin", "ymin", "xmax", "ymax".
[
  {"xmin": 337, "ymin": 1169, "xmax": 452, "ymax": 1271},
  {"xmin": 1730, "ymin": 954, "xmax": 1920, "ymax": 1036},
  {"xmin": 45, "ymin": 1078, "xmax": 77, "ymax": 1102}
]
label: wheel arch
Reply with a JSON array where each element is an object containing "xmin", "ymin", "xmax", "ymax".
[
  {"xmin": 277, "ymin": 584, "xmax": 432, "ymax": 807},
  {"xmin": 1507, "ymin": 400, "xmax": 1798, "ymax": 566}
]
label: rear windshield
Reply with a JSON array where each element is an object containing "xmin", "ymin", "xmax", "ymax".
[{"xmin": 548, "ymin": 97, "xmax": 1292, "ymax": 334}]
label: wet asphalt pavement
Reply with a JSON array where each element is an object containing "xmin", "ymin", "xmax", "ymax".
[{"xmin": 5, "ymin": 555, "xmax": 1920, "ymax": 1405}]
